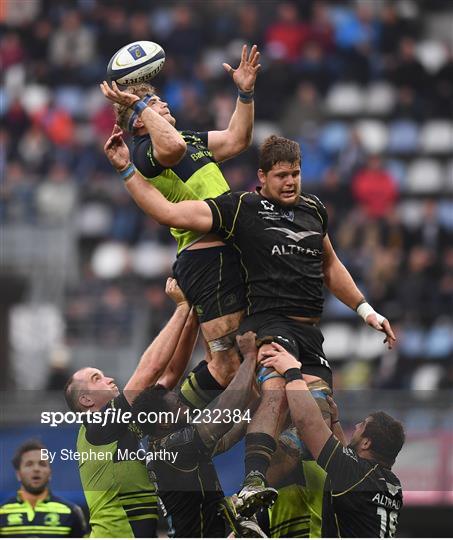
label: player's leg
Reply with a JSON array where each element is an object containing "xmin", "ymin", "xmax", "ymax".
[{"xmin": 174, "ymin": 245, "xmax": 245, "ymax": 409}]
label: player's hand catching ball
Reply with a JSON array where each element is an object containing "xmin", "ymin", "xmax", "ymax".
[
  {"xmin": 260, "ymin": 342, "xmax": 301, "ymax": 375},
  {"xmin": 165, "ymin": 278, "xmax": 187, "ymax": 307},
  {"xmin": 236, "ymin": 331, "xmax": 257, "ymax": 359},
  {"xmin": 223, "ymin": 44, "xmax": 261, "ymax": 93},
  {"xmin": 104, "ymin": 124, "xmax": 131, "ymax": 171},
  {"xmin": 100, "ymin": 80, "xmax": 141, "ymax": 108}
]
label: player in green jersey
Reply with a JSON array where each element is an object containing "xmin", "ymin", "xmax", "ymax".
[
  {"xmin": 64, "ymin": 279, "xmax": 198, "ymax": 537},
  {"xmin": 101, "ymin": 44, "xmax": 261, "ymax": 413}
]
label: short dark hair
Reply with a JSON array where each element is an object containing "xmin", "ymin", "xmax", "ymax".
[
  {"xmin": 131, "ymin": 384, "xmax": 171, "ymax": 436},
  {"xmin": 258, "ymin": 135, "xmax": 301, "ymax": 173},
  {"xmin": 114, "ymin": 82, "xmax": 157, "ymax": 131},
  {"xmin": 364, "ymin": 411, "xmax": 405, "ymax": 467},
  {"xmin": 12, "ymin": 440, "xmax": 47, "ymax": 470},
  {"xmin": 64, "ymin": 373, "xmax": 83, "ymax": 412}
]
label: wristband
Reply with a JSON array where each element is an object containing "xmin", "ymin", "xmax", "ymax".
[
  {"xmin": 238, "ymin": 90, "xmax": 254, "ymax": 103},
  {"xmin": 284, "ymin": 367, "xmax": 303, "ymax": 383},
  {"xmin": 127, "ymin": 93, "xmax": 155, "ymax": 132},
  {"xmin": 356, "ymin": 302, "xmax": 385, "ymax": 325},
  {"xmin": 118, "ymin": 162, "xmax": 135, "ymax": 182}
]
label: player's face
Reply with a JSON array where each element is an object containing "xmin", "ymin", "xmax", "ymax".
[
  {"xmin": 16, "ymin": 450, "xmax": 51, "ymax": 495},
  {"xmin": 148, "ymin": 95, "xmax": 176, "ymax": 126},
  {"xmin": 349, "ymin": 417, "xmax": 371, "ymax": 449},
  {"xmin": 258, "ymin": 162, "xmax": 301, "ymax": 207},
  {"xmin": 78, "ymin": 368, "xmax": 120, "ymax": 408}
]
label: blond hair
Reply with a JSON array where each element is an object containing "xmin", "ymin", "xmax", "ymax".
[{"xmin": 113, "ymin": 82, "xmax": 157, "ymax": 132}]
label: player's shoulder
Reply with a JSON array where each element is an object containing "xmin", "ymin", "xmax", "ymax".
[
  {"xmin": 45, "ymin": 492, "xmax": 81, "ymax": 513},
  {"xmin": 0, "ymin": 493, "xmax": 19, "ymax": 507},
  {"xmin": 299, "ymin": 191, "xmax": 327, "ymax": 210}
]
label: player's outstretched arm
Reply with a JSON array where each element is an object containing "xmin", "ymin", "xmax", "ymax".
[
  {"xmin": 208, "ymin": 44, "xmax": 261, "ymax": 162},
  {"xmin": 196, "ymin": 332, "xmax": 258, "ymax": 452},
  {"xmin": 260, "ymin": 343, "xmax": 332, "ymax": 460},
  {"xmin": 100, "ymin": 80, "xmax": 186, "ymax": 167},
  {"xmin": 104, "ymin": 126, "xmax": 213, "ymax": 232},
  {"xmin": 158, "ymin": 307, "xmax": 199, "ymax": 390},
  {"xmin": 123, "ymin": 278, "xmax": 191, "ymax": 404},
  {"xmin": 323, "ymin": 234, "xmax": 396, "ymax": 349}
]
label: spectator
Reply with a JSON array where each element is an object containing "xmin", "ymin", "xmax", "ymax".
[{"xmin": 352, "ymin": 155, "xmax": 399, "ymax": 219}]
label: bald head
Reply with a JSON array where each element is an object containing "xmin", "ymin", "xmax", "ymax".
[{"xmin": 64, "ymin": 368, "xmax": 119, "ymax": 412}]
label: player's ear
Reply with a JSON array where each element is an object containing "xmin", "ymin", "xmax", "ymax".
[
  {"xmin": 79, "ymin": 392, "xmax": 93, "ymax": 409},
  {"xmin": 134, "ymin": 118, "xmax": 144, "ymax": 130},
  {"xmin": 15, "ymin": 470, "xmax": 21, "ymax": 483},
  {"xmin": 361, "ymin": 436, "xmax": 372, "ymax": 451},
  {"xmin": 257, "ymin": 169, "xmax": 266, "ymax": 186}
]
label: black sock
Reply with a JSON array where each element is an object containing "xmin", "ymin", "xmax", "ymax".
[
  {"xmin": 179, "ymin": 361, "xmax": 225, "ymax": 410},
  {"xmin": 244, "ymin": 433, "xmax": 277, "ymax": 479}
]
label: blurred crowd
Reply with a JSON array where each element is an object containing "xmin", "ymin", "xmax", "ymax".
[{"xmin": 1, "ymin": 0, "xmax": 452, "ymax": 392}]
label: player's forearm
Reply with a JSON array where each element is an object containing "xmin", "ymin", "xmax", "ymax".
[
  {"xmin": 196, "ymin": 352, "xmax": 256, "ymax": 451},
  {"xmin": 140, "ymin": 107, "xmax": 186, "ymax": 166},
  {"xmin": 227, "ymin": 99, "xmax": 254, "ymax": 151},
  {"xmin": 124, "ymin": 303, "xmax": 190, "ymax": 400},
  {"xmin": 158, "ymin": 309, "xmax": 199, "ymax": 390},
  {"xmin": 332, "ymin": 421, "xmax": 347, "ymax": 447},
  {"xmin": 285, "ymin": 379, "xmax": 331, "ymax": 460},
  {"xmin": 324, "ymin": 256, "xmax": 364, "ymax": 311},
  {"xmin": 125, "ymin": 173, "xmax": 207, "ymax": 231}
]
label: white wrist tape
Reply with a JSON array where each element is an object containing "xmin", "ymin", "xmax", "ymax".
[{"xmin": 357, "ymin": 302, "xmax": 385, "ymax": 325}]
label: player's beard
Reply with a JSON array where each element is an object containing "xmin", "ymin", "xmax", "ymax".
[{"xmin": 22, "ymin": 480, "xmax": 48, "ymax": 495}]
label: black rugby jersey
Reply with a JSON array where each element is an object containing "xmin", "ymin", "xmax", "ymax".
[
  {"xmin": 147, "ymin": 426, "xmax": 225, "ymax": 538},
  {"xmin": 318, "ymin": 435, "xmax": 403, "ymax": 538},
  {"xmin": 206, "ymin": 191, "xmax": 328, "ymax": 318}
]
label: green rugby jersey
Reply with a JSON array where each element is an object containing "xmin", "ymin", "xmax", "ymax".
[
  {"xmin": 77, "ymin": 393, "xmax": 157, "ymax": 538},
  {"xmin": 0, "ymin": 491, "xmax": 87, "ymax": 537},
  {"xmin": 133, "ymin": 130, "xmax": 229, "ymax": 253},
  {"xmin": 263, "ymin": 460, "xmax": 327, "ymax": 538}
]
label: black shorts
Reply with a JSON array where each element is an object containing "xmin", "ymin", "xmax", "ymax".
[
  {"xmin": 239, "ymin": 312, "xmax": 332, "ymax": 387},
  {"xmin": 173, "ymin": 245, "xmax": 245, "ymax": 323}
]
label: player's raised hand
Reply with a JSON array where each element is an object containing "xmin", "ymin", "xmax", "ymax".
[
  {"xmin": 223, "ymin": 44, "xmax": 261, "ymax": 93},
  {"xmin": 260, "ymin": 342, "xmax": 301, "ymax": 375},
  {"xmin": 104, "ymin": 124, "xmax": 131, "ymax": 171},
  {"xmin": 365, "ymin": 313, "xmax": 396, "ymax": 350},
  {"xmin": 100, "ymin": 80, "xmax": 141, "ymax": 108},
  {"xmin": 165, "ymin": 277, "xmax": 187, "ymax": 307},
  {"xmin": 326, "ymin": 395, "xmax": 339, "ymax": 424},
  {"xmin": 236, "ymin": 331, "xmax": 257, "ymax": 359}
]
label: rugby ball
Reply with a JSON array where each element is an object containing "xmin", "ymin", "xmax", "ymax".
[{"xmin": 107, "ymin": 41, "xmax": 165, "ymax": 85}]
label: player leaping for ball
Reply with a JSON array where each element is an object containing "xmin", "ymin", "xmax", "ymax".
[
  {"xmin": 101, "ymin": 44, "xmax": 260, "ymax": 413},
  {"xmin": 103, "ymin": 132, "xmax": 396, "ymax": 517}
]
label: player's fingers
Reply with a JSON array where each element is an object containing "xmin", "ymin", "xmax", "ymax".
[
  {"xmin": 241, "ymin": 44, "xmax": 247, "ymax": 63},
  {"xmin": 382, "ymin": 320, "xmax": 396, "ymax": 341},
  {"xmin": 270, "ymin": 341, "xmax": 286, "ymax": 352},
  {"xmin": 222, "ymin": 63, "xmax": 234, "ymax": 75},
  {"xmin": 250, "ymin": 47, "xmax": 260, "ymax": 65},
  {"xmin": 112, "ymin": 124, "xmax": 122, "ymax": 135}
]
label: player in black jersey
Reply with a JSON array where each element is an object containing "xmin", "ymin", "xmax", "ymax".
[
  {"xmin": 130, "ymin": 332, "xmax": 261, "ymax": 538},
  {"xmin": 107, "ymin": 134, "xmax": 396, "ymax": 513},
  {"xmin": 261, "ymin": 344, "xmax": 405, "ymax": 538},
  {"xmin": 101, "ymin": 45, "xmax": 261, "ymax": 414}
]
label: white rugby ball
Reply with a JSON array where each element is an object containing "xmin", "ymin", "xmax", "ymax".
[{"xmin": 107, "ymin": 41, "xmax": 165, "ymax": 85}]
